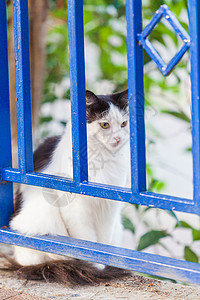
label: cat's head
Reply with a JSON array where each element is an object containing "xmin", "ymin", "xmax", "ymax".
[{"xmin": 86, "ymin": 89, "xmax": 129, "ymax": 151}]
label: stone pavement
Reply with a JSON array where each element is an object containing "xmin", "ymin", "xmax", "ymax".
[
  {"xmin": 1, "ymin": 269, "xmax": 200, "ymax": 300},
  {"xmin": 0, "ymin": 244, "xmax": 200, "ymax": 299},
  {"xmin": 0, "ymin": 286, "xmax": 41, "ymax": 300}
]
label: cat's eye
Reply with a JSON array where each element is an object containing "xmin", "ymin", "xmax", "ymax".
[
  {"xmin": 100, "ymin": 122, "xmax": 110, "ymax": 129},
  {"xmin": 121, "ymin": 121, "xmax": 128, "ymax": 127}
]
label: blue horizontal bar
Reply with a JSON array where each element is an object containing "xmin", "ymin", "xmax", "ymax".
[
  {"xmin": 0, "ymin": 229, "xmax": 200, "ymax": 284},
  {"xmin": 2, "ymin": 168, "xmax": 198, "ymax": 214}
]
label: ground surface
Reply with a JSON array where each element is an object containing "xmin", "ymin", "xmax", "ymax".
[
  {"xmin": 1, "ymin": 244, "xmax": 200, "ymax": 299},
  {"xmin": 0, "ymin": 269, "xmax": 200, "ymax": 300}
]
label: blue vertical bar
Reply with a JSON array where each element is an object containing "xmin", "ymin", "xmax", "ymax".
[
  {"xmin": 0, "ymin": 0, "xmax": 13, "ymax": 226},
  {"xmin": 68, "ymin": 0, "xmax": 88, "ymax": 183},
  {"xmin": 188, "ymin": 0, "xmax": 200, "ymax": 204},
  {"xmin": 125, "ymin": 0, "xmax": 146, "ymax": 193},
  {"xmin": 13, "ymin": 0, "xmax": 33, "ymax": 174}
]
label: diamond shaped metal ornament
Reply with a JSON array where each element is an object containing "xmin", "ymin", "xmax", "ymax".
[{"xmin": 138, "ymin": 5, "xmax": 190, "ymax": 76}]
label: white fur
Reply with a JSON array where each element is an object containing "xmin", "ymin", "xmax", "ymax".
[{"xmin": 10, "ymin": 104, "xmax": 130, "ymax": 266}]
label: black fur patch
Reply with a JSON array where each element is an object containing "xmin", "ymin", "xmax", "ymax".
[
  {"xmin": 86, "ymin": 89, "xmax": 128, "ymax": 123},
  {"xmin": 0, "ymin": 255, "xmax": 131, "ymax": 286},
  {"xmin": 10, "ymin": 189, "xmax": 23, "ymax": 221},
  {"xmin": 33, "ymin": 136, "xmax": 61, "ymax": 172},
  {"xmin": 86, "ymin": 90, "xmax": 110, "ymax": 123},
  {"xmin": 98, "ymin": 89, "xmax": 128, "ymax": 111},
  {"xmin": 10, "ymin": 136, "xmax": 61, "ymax": 221}
]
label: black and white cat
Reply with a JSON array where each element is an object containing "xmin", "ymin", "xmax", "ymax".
[{"xmin": 8, "ymin": 89, "xmax": 131, "ymax": 283}]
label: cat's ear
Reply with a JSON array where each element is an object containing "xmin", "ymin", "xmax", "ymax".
[
  {"xmin": 111, "ymin": 89, "xmax": 128, "ymax": 110},
  {"xmin": 118, "ymin": 89, "xmax": 128, "ymax": 106},
  {"xmin": 86, "ymin": 90, "xmax": 99, "ymax": 106},
  {"xmin": 86, "ymin": 90, "xmax": 109, "ymax": 123}
]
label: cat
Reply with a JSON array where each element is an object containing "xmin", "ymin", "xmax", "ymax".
[{"xmin": 6, "ymin": 89, "xmax": 131, "ymax": 284}]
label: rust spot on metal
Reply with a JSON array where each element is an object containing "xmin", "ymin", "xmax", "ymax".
[{"xmin": 0, "ymin": 180, "xmax": 8, "ymax": 185}]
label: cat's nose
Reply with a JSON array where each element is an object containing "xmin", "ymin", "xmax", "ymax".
[{"xmin": 114, "ymin": 137, "xmax": 121, "ymax": 144}]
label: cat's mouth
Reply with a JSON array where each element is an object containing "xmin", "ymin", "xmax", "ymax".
[{"xmin": 111, "ymin": 142, "xmax": 120, "ymax": 148}]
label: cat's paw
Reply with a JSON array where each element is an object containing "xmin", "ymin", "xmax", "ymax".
[{"xmin": 93, "ymin": 263, "xmax": 105, "ymax": 270}]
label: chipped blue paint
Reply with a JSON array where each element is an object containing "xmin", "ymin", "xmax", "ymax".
[
  {"xmin": 188, "ymin": 0, "xmax": 200, "ymax": 206},
  {"xmin": 126, "ymin": 0, "xmax": 146, "ymax": 193},
  {"xmin": 0, "ymin": 0, "xmax": 199, "ymax": 284},
  {"xmin": 1, "ymin": 229, "xmax": 200, "ymax": 285},
  {"xmin": 1, "ymin": 168, "xmax": 197, "ymax": 214},
  {"xmin": 68, "ymin": 0, "xmax": 88, "ymax": 183},
  {"xmin": 0, "ymin": 0, "xmax": 13, "ymax": 227},
  {"xmin": 13, "ymin": 0, "xmax": 33, "ymax": 174}
]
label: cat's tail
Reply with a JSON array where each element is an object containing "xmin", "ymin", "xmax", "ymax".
[{"xmin": 0, "ymin": 253, "xmax": 131, "ymax": 286}]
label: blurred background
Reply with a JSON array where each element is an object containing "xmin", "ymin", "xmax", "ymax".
[{"xmin": 6, "ymin": 0, "xmax": 200, "ymax": 271}]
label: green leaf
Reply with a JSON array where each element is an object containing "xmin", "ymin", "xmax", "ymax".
[
  {"xmin": 155, "ymin": 181, "xmax": 165, "ymax": 191},
  {"xmin": 122, "ymin": 215, "xmax": 135, "ymax": 234},
  {"xmin": 175, "ymin": 220, "xmax": 193, "ymax": 229},
  {"xmin": 146, "ymin": 164, "xmax": 153, "ymax": 177},
  {"xmin": 184, "ymin": 246, "xmax": 198, "ymax": 263},
  {"xmin": 39, "ymin": 116, "xmax": 53, "ymax": 124},
  {"xmin": 161, "ymin": 110, "xmax": 191, "ymax": 123},
  {"xmin": 137, "ymin": 230, "xmax": 169, "ymax": 251},
  {"xmin": 185, "ymin": 147, "xmax": 192, "ymax": 153},
  {"xmin": 167, "ymin": 211, "xmax": 183, "ymax": 227},
  {"xmin": 167, "ymin": 210, "xmax": 179, "ymax": 221},
  {"xmin": 148, "ymin": 179, "xmax": 165, "ymax": 193},
  {"xmin": 192, "ymin": 229, "xmax": 200, "ymax": 241},
  {"xmin": 134, "ymin": 204, "xmax": 140, "ymax": 211}
]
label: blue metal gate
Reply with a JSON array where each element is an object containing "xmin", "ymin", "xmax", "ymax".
[{"xmin": 0, "ymin": 0, "xmax": 200, "ymax": 284}]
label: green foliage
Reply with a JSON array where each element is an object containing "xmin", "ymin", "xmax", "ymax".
[
  {"xmin": 173, "ymin": 220, "xmax": 200, "ymax": 263},
  {"xmin": 192, "ymin": 229, "xmax": 200, "ymax": 241},
  {"xmin": 146, "ymin": 165, "xmax": 165, "ymax": 193},
  {"xmin": 40, "ymin": 116, "xmax": 53, "ymax": 124},
  {"xmin": 167, "ymin": 210, "xmax": 181, "ymax": 225},
  {"xmin": 175, "ymin": 220, "xmax": 193, "ymax": 229},
  {"xmin": 184, "ymin": 246, "xmax": 198, "ymax": 263},
  {"xmin": 137, "ymin": 230, "xmax": 170, "ymax": 251},
  {"xmin": 43, "ymin": 9, "xmax": 69, "ymax": 103},
  {"xmin": 161, "ymin": 110, "xmax": 191, "ymax": 123},
  {"xmin": 122, "ymin": 215, "xmax": 135, "ymax": 234},
  {"xmin": 84, "ymin": 1, "xmax": 127, "ymax": 88}
]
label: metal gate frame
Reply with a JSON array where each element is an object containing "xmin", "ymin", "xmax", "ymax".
[{"xmin": 1, "ymin": 0, "xmax": 200, "ymax": 284}]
